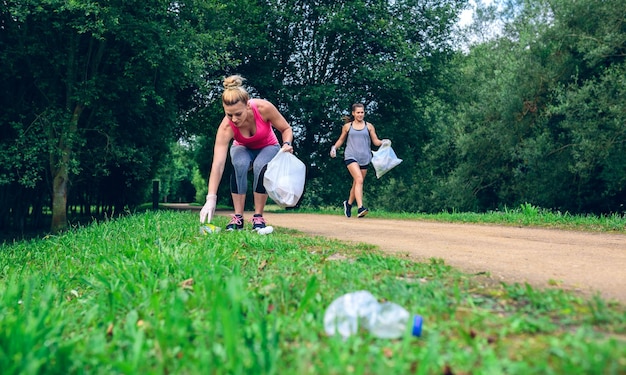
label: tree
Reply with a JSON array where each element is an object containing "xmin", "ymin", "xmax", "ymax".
[
  {"xmin": 440, "ymin": 0, "xmax": 626, "ymax": 213},
  {"xmin": 201, "ymin": 0, "xmax": 467, "ymax": 208},
  {"xmin": 542, "ymin": 0, "xmax": 626, "ymax": 212},
  {"xmin": 0, "ymin": 0, "xmax": 233, "ymax": 232},
  {"xmin": 155, "ymin": 141, "xmax": 198, "ymax": 203}
]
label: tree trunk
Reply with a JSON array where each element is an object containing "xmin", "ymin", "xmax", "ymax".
[
  {"xmin": 50, "ymin": 168, "xmax": 68, "ymax": 232},
  {"xmin": 50, "ymin": 104, "xmax": 83, "ymax": 233}
]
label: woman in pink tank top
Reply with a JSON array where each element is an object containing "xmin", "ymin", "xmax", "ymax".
[{"xmin": 199, "ymin": 75, "xmax": 294, "ymax": 232}]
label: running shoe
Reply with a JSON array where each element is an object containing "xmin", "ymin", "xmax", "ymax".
[
  {"xmin": 343, "ymin": 200, "xmax": 352, "ymax": 218},
  {"xmin": 226, "ymin": 214, "xmax": 244, "ymax": 230},
  {"xmin": 251, "ymin": 214, "xmax": 267, "ymax": 231},
  {"xmin": 357, "ymin": 206, "xmax": 369, "ymax": 218}
]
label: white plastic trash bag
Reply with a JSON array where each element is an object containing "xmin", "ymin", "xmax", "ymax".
[
  {"xmin": 263, "ymin": 150, "xmax": 306, "ymax": 208},
  {"xmin": 371, "ymin": 143, "xmax": 403, "ymax": 179}
]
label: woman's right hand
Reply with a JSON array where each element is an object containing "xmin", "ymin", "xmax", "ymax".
[
  {"xmin": 200, "ymin": 194, "xmax": 217, "ymax": 223},
  {"xmin": 330, "ymin": 146, "xmax": 337, "ymax": 158}
]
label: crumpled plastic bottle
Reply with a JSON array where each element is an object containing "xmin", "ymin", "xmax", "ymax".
[
  {"xmin": 200, "ymin": 223, "xmax": 220, "ymax": 235},
  {"xmin": 323, "ymin": 290, "xmax": 423, "ymax": 339}
]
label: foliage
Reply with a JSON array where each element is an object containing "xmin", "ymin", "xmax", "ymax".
[
  {"xmin": 432, "ymin": 0, "xmax": 626, "ymax": 214},
  {"xmin": 155, "ymin": 141, "xmax": 198, "ymax": 203},
  {"xmin": 194, "ymin": 0, "xmax": 467, "ymax": 208},
  {"xmin": 0, "ymin": 0, "xmax": 234, "ymax": 231},
  {"xmin": 0, "ymin": 210, "xmax": 624, "ymax": 374},
  {"xmin": 3, "ymin": 0, "xmax": 626, "ymax": 236}
]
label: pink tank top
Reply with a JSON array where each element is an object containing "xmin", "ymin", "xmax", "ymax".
[{"xmin": 229, "ymin": 99, "xmax": 279, "ymax": 149}]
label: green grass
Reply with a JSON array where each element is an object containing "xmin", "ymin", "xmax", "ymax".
[{"xmin": 1, "ymin": 210, "xmax": 625, "ymax": 374}]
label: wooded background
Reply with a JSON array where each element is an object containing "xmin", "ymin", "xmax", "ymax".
[{"xmin": 1, "ymin": 0, "xmax": 624, "ymax": 233}]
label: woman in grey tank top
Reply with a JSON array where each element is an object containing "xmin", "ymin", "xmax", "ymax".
[{"xmin": 330, "ymin": 103, "xmax": 391, "ymax": 218}]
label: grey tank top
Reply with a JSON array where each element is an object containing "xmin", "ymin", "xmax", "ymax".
[{"xmin": 344, "ymin": 122, "xmax": 372, "ymax": 166}]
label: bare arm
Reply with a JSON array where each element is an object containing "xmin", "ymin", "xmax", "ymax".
[
  {"xmin": 207, "ymin": 117, "xmax": 233, "ymax": 195},
  {"xmin": 367, "ymin": 123, "xmax": 384, "ymax": 147},
  {"xmin": 256, "ymin": 99, "xmax": 293, "ymax": 151},
  {"xmin": 333, "ymin": 123, "xmax": 351, "ymax": 149}
]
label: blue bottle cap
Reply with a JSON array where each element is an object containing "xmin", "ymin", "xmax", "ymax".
[{"xmin": 412, "ymin": 315, "xmax": 423, "ymax": 337}]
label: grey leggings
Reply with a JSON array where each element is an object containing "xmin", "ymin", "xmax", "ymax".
[{"xmin": 229, "ymin": 144, "xmax": 280, "ymax": 194}]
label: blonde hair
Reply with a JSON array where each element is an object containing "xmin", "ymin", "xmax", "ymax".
[{"xmin": 222, "ymin": 75, "xmax": 249, "ymax": 106}]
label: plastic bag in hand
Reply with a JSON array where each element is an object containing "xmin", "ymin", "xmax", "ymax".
[
  {"xmin": 263, "ymin": 150, "xmax": 306, "ymax": 208},
  {"xmin": 371, "ymin": 143, "xmax": 402, "ymax": 179}
]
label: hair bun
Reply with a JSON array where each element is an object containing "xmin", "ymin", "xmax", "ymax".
[{"xmin": 223, "ymin": 75, "xmax": 245, "ymax": 90}]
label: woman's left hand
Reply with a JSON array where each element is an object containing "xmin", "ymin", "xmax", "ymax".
[{"xmin": 281, "ymin": 142, "xmax": 294, "ymax": 153}]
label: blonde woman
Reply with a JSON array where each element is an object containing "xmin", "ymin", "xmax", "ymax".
[{"xmin": 200, "ymin": 75, "xmax": 294, "ymax": 231}]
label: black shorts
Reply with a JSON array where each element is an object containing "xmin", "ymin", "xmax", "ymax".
[{"xmin": 345, "ymin": 159, "xmax": 369, "ymax": 170}]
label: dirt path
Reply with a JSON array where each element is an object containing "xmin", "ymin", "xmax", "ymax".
[
  {"xmin": 261, "ymin": 212, "xmax": 626, "ymax": 304},
  {"xmin": 168, "ymin": 205, "xmax": 626, "ymax": 304}
]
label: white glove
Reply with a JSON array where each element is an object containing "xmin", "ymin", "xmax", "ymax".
[
  {"xmin": 330, "ymin": 146, "xmax": 337, "ymax": 158},
  {"xmin": 200, "ymin": 194, "xmax": 217, "ymax": 223},
  {"xmin": 381, "ymin": 139, "xmax": 391, "ymax": 147}
]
